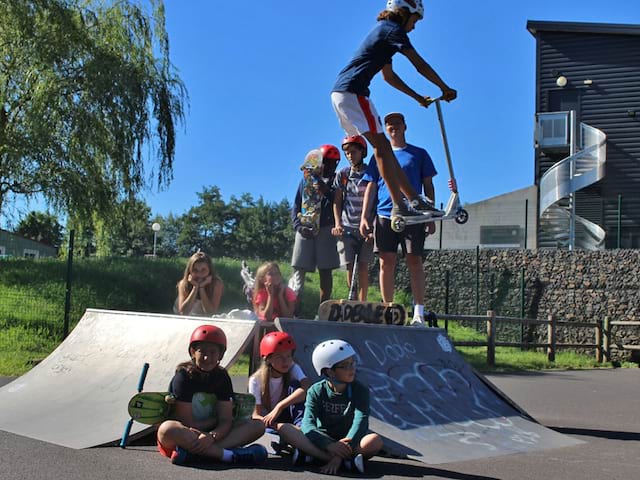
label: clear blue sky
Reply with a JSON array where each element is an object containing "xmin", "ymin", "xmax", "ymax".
[{"xmin": 5, "ymin": 0, "xmax": 639, "ymax": 227}]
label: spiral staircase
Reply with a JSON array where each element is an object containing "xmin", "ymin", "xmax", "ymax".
[{"xmin": 537, "ymin": 113, "xmax": 607, "ymax": 250}]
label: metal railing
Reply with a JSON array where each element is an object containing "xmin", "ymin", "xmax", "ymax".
[{"xmin": 539, "ymin": 115, "xmax": 607, "ymax": 250}]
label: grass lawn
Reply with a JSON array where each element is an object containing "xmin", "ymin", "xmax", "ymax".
[{"xmin": 0, "ymin": 257, "xmax": 628, "ymax": 377}]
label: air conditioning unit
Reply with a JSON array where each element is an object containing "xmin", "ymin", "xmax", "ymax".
[{"xmin": 535, "ymin": 112, "xmax": 570, "ymax": 150}]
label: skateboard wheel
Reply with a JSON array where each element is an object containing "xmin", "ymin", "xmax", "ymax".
[
  {"xmin": 165, "ymin": 394, "xmax": 176, "ymax": 404},
  {"xmin": 390, "ymin": 216, "xmax": 406, "ymax": 233},
  {"xmin": 455, "ymin": 209, "xmax": 469, "ymax": 225}
]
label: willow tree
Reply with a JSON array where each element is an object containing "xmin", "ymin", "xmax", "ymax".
[{"xmin": 0, "ymin": 0, "xmax": 186, "ymax": 220}]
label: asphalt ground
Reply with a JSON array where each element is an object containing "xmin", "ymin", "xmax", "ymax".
[{"xmin": 1, "ymin": 368, "xmax": 639, "ymax": 480}]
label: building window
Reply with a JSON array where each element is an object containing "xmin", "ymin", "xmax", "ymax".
[
  {"xmin": 480, "ymin": 226, "xmax": 523, "ymax": 249},
  {"xmin": 23, "ymin": 249, "xmax": 40, "ymax": 259}
]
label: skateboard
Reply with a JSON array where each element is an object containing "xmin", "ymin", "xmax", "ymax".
[
  {"xmin": 297, "ymin": 149, "xmax": 324, "ymax": 236},
  {"xmin": 127, "ymin": 391, "xmax": 255, "ymax": 425},
  {"xmin": 317, "ymin": 299, "xmax": 407, "ymax": 325}
]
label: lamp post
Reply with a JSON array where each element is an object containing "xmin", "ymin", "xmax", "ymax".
[{"xmin": 152, "ymin": 222, "xmax": 161, "ymax": 258}]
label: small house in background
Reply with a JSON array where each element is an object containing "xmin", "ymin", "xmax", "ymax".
[
  {"xmin": 0, "ymin": 229, "xmax": 57, "ymax": 258},
  {"xmin": 429, "ymin": 19, "xmax": 640, "ymax": 251},
  {"xmin": 529, "ymin": 20, "xmax": 640, "ymax": 249}
]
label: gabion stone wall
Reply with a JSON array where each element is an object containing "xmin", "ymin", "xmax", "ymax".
[{"xmin": 389, "ymin": 249, "xmax": 640, "ymax": 361}]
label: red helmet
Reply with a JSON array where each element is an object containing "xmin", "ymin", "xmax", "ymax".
[
  {"xmin": 260, "ymin": 331, "xmax": 296, "ymax": 357},
  {"xmin": 341, "ymin": 135, "xmax": 367, "ymax": 157},
  {"xmin": 189, "ymin": 325, "xmax": 227, "ymax": 355},
  {"xmin": 320, "ymin": 144, "xmax": 340, "ymax": 162}
]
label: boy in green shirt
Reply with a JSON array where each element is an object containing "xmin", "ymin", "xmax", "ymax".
[{"xmin": 279, "ymin": 339, "xmax": 382, "ymax": 474}]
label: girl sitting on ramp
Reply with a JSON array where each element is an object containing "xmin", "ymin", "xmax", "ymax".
[
  {"xmin": 252, "ymin": 262, "xmax": 297, "ymax": 322},
  {"xmin": 156, "ymin": 325, "xmax": 267, "ymax": 466},
  {"xmin": 278, "ymin": 339, "xmax": 383, "ymax": 474},
  {"xmin": 174, "ymin": 251, "xmax": 224, "ymax": 316},
  {"xmin": 248, "ymin": 332, "xmax": 310, "ymax": 451}
]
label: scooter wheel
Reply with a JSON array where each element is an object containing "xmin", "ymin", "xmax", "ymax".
[
  {"xmin": 455, "ymin": 209, "xmax": 469, "ymax": 224},
  {"xmin": 390, "ymin": 216, "xmax": 406, "ymax": 233}
]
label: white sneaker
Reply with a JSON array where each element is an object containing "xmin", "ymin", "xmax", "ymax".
[
  {"xmin": 353, "ymin": 453, "xmax": 365, "ymax": 473},
  {"xmin": 410, "ymin": 317, "xmax": 425, "ymax": 327}
]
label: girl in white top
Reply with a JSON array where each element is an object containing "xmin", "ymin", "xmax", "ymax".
[{"xmin": 248, "ymin": 332, "xmax": 310, "ymax": 433}]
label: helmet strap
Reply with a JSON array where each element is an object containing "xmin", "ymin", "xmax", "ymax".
[
  {"xmin": 268, "ymin": 363, "xmax": 288, "ymax": 376},
  {"xmin": 351, "ymin": 160, "xmax": 365, "ymax": 171}
]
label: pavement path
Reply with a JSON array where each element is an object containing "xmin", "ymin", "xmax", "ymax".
[{"xmin": 1, "ymin": 368, "xmax": 639, "ymax": 480}]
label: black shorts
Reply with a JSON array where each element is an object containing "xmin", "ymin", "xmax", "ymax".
[{"xmin": 374, "ymin": 216, "xmax": 426, "ymax": 255}]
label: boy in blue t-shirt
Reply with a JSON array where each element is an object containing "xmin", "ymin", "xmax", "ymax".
[{"xmin": 330, "ymin": 0, "xmax": 456, "ymax": 220}]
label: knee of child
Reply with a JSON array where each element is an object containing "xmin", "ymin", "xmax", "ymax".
[
  {"xmin": 157, "ymin": 419, "xmax": 182, "ymax": 441},
  {"xmin": 368, "ymin": 433, "xmax": 384, "ymax": 452},
  {"xmin": 249, "ymin": 417, "xmax": 266, "ymax": 435}
]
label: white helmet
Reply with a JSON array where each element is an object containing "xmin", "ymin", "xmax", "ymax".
[
  {"xmin": 312, "ymin": 339, "xmax": 357, "ymax": 376},
  {"xmin": 386, "ymin": 0, "xmax": 424, "ymax": 18}
]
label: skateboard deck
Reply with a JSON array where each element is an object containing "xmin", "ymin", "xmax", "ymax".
[
  {"xmin": 297, "ymin": 149, "xmax": 324, "ymax": 236},
  {"xmin": 127, "ymin": 391, "xmax": 255, "ymax": 425},
  {"xmin": 317, "ymin": 299, "xmax": 407, "ymax": 325}
]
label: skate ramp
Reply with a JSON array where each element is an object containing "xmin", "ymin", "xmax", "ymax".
[
  {"xmin": 276, "ymin": 318, "xmax": 583, "ymax": 464},
  {"xmin": 0, "ymin": 309, "xmax": 257, "ymax": 449}
]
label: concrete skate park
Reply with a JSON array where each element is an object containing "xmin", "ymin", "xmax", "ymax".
[{"xmin": 1, "ymin": 309, "xmax": 639, "ymax": 480}]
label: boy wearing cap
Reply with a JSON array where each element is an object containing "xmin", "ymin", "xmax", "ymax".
[{"xmin": 361, "ymin": 112, "xmax": 437, "ymax": 326}]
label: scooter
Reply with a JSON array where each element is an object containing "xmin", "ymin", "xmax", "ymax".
[{"xmin": 390, "ymin": 97, "xmax": 469, "ymax": 233}]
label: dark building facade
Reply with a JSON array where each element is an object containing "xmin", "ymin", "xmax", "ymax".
[{"xmin": 528, "ymin": 20, "xmax": 640, "ymax": 249}]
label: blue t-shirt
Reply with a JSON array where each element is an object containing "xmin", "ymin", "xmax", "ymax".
[
  {"xmin": 363, "ymin": 144, "xmax": 437, "ymax": 217},
  {"xmin": 333, "ymin": 20, "xmax": 414, "ymax": 97}
]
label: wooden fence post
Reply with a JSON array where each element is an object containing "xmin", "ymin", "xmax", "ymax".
[
  {"xmin": 603, "ymin": 316, "xmax": 610, "ymax": 362},
  {"xmin": 595, "ymin": 319, "xmax": 603, "ymax": 363},
  {"xmin": 547, "ymin": 314, "xmax": 556, "ymax": 362},
  {"xmin": 486, "ymin": 310, "xmax": 496, "ymax": 367}
]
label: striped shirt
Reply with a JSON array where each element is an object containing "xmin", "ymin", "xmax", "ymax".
[{"xmin": 334, "ymin": 165, "xmax": 370, "ymax": 229}]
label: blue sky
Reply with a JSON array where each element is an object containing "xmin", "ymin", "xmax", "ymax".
[{"xmin": 5, "ymin": 0, "xmax": 638, "ymax": 227}]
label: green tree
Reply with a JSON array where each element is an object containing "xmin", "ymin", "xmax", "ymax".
[
  {"xmin": 154, "ymin": 212, "xmax": 182, "ymax": 257},
  {"xmin": 95, "ymin": 197, "xmax": 153, "ymax": 256},
  {"xmin": 16, "ymin": 210, "xmax": 64, "ymax": 247},
  {"xmin": 0, "ymin": 0, "xmax": 186, "ymax": 220},
  {"xmin": 227, "ymin": 194, "xmax": 294, "ymax": 260},
  {"xmin": 176, "ymin": 186, "xmax": 295, "ymax": 260},
  {"xmin": 178, "ymin": 186, "xmax": 230, "ymax": 257}
]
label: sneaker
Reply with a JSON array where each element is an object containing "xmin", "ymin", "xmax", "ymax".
[
  {"xmin": 343, "ymin": 454, "xmax": 365, "ymax": 473},
  {"xmin": 231, "ymin": 444, "xmax": 268, "ymax": 465},
  {"xmin": 291, "ymin": 448, "xmax": 312, "ymax": 466},
  {"xmin": 170, "ymin": 446, "xmax": 194, "ymax": 465},
  {"xmin": 291, "ymin": 448, "xmax": 303, "ymax": 466},
  {"xmin": 410, "ymin": 197, "xmax": 445, "ymax": 216},
  {"xmin": 390, "ymin": 202, "xmax": 422, "ymax": 218},
  {"xmin": 270, "ymin": 440, "xmax": 284, "ymax": 455},
  {"xmin": 353, "ymin": 453, "xmax": 365, "ymax": 473},
  {"xmin": 410, "ymin": 317, "xmax": 426, "ymax": 327}
]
